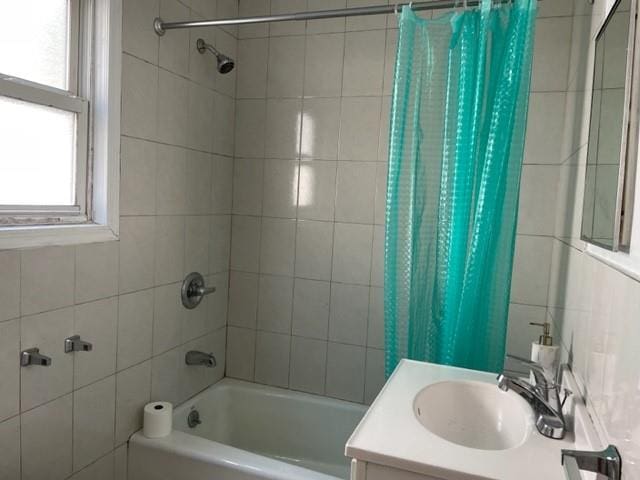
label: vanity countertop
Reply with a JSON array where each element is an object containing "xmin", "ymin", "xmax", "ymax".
[{"xmin": 345, "ymin": 360, "xmax": 599, "ymax": 480}]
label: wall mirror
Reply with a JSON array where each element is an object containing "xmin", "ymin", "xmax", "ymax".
[{"xmin": 581, "ymin": 0, "xmax": 639, "ymax": 251}]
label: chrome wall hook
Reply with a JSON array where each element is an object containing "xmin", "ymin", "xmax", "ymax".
[
  {"xmin": 21, "ymin": 348, "xmax": 52, "ymax": 367},
  {"xmin": 64, "ymin": 335, "xmax": 93, "ymax": 353}
]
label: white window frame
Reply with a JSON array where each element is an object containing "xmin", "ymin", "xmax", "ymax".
[{"xmin": 0, "ymin": 0, "xmax": 121, "ymax": 249}]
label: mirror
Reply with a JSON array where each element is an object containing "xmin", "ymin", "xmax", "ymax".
[{"xmin": 581, "ymin": 0, "xmax": 638, "ymax": 251}]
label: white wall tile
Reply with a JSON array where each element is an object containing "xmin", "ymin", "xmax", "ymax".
[
  {"xmin": 157, "ymin": 69, "xmax": 189, "ymax": 146},
  {"xmin": 115, "ymin": 360, "xmax": 151, "ymax": 445},
  {"xmin": 295, "ymin": 220, "xmax": 334, "ymax": 281},
  {"xmin": 239, "ymin": 0, "xmax": 271, "ymax": 38},
  {"xmin": 21, "ymin": 308, "xmax": 74, "ymax": 411},
  {"xmin": 74, "ymin": 298, "xmax": 118, "ymax": 388},
  {"xmin": 0, "ymin": 320, "xmax": 19, "ymax": 422},
  {"xmin": 511, "ymin": 235, "xmax": 553, "ymax": 307},
  {"xmin": 289, "ymin": 337, "xmax": 327, "ymax": 394},
  {"xmin": 21, "ymin": 394, "xmax": 72, "ymax": 480},
  {"xmin": 270, "ymin": 0, "xmax": 307, "ymax": 36},
  {"xmin": 332, "ymin": 223, "xmax": 373, "ymax": 285},
  {"xmin": 335, "ymin": 161, "xmax": 377, "ymax": 223},
  {"xmin": 364, "ymin": 348, "xmax": 385, "ymax": 404},
  {"xmin": 211, "ymin": 155, "xmax": 234, "ymax": 214},
  {"xmin": 73, "ymin": 376, "xmax": 116, "ymax": 471},
  {"xmin": 75, "ymin": 242, "xmax": 119, "ymax": 304},
  {"xmin": 265, "ymin": 99, "xmax": 302, "ymax": 159},
  {"xmin": 307, "ymin": 0, "xmax": 346, "ymax": 34},
  {"xmin": 226, "ymin": 326, "xmax": 256, "ymax": 380},
  {"xmin": 70, "ymin": 451, "xmax": 114, "ymax": 480},
  {"xmin": 121, "ymin": 54, "xmax": 158, "ymax": 140},
  {"xmin": 267, "ymin": 36, "xmax": 306, "ymax": 98},
  {"xmin": 263, "ymin": 159, "xmax": 299, "ymax": 218},
  {"xmin": 185, "ymin": 215, "xmax": 211, "ymax": 275},
  {"xmin": 367, "ymin": 287, "xmax": 383, "ymax": 348},
  {"xmin": 531, "ymin": 17, "xmax": 572, "ymax": 92},
  {"xmin": 230, "ymin": 215, "xmax": 262, "ymax": 272},
  {"xmin": 209, "ymin": 215, "xmax": 232, "ymax": 273},
  {"xmin": 326, "ymin": 342, "xmax": 365, "ymax": 402},
  {"xmin": 122, "ymin": 0, "xmax": 159, "ymax": 64},
  {"xmin": 117, "ymin": 290, "xmax": 154, "ymax": 371},
  {"xmin": 304, "ymin": 34, "xmax": 345, "ymax": 97},
  {"xmin": 297, "ymin": 160, "xmax": 337, "ymax": 221},
  {"xmin": 329, "ymin": 283, "xmax": 369, "ymax": 345},
  {"xmin": 260, "ymin": 218, "xmax": 296, "ymax": 276},
  {"xmin": 158, "ymin": 0, "xmax": 190, "ymax": 76},
  {"xmin": 235, "ymin": 99, "xmax": 267, "ymax": 158},
  {"xmin": 119, "ymin": 217, "xmax": 156, "ymax": 294},
  {"xmin": 237, "ymin": 39, "xmax": 269, "ymax": 98},
  {"xmin": 0, "ymin": 416, "xmax": 20, "ymax": 480},
  {"xmin": 0, "ymin": 252, "xmax": 20, "ymax": 322},
  {"xmin": 21, "ymin": 246, "xmax": 75, "ymax": 316},
  {"xmin": 114, "ymin": 442, "xmax": 128, "ymax": 480},
  {"xmin": 338, "ymin": 97, "xmax": 382, "ymax": 161},
  {"xmin": 292, "ymin": 279, "xmax": 331, "ymax": 340},
  {"xmin": 228, "ymin": 271, "xmax": 259, "ymax": 328},
  {"xmin": 258, "ymin": 275, "xmax": 294, "ymax": 334},
  {"xmin": 186, "ymin": 150, "xmax": 214, "ymax": 215},
  {"xmin": 187, "ymin": 82, "xmax": 216, "ymax": 152},
  {"xmin": 301, "ymin": 98, "xmax": 341, "ymax": 160},
  {"xmin": 518, "ymin": 165, "xmax": 560, "ymax": 236},
  {"xmin": 150, "ymin": 347, "xmax": 182, "ymax": 405},
  {"xmin": 233, "ymin": 158, "xmax": 264, "ymax": 215},
  {"xmin": 153, "ymin": 283, "xmax": 183, "ymax": 354},
  {"xmin": 213, "ymin": 93, "xmax": 236, "ymax": 156},
  {"xmin": 342, "ymin": 30, "xmax": 386, "ymax": 96},
  {"xmin": 524, "ymin": 92, "xmax": 567, "ymax": 164},
  {"xmin": 154, "ymin": 215, "xmax": 185, "ymax": 285},
  {"xmin": 156, "ymin": 145, "xmax": 187, "ymax": 215},
  {"xmin": 254, "ymin": 331, "xmax": 290, "ymax": 387}
]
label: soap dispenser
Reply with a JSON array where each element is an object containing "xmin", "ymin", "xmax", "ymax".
[{"xmin": 530, "ymin": 321, "xmax": 559, "ymax": 380}]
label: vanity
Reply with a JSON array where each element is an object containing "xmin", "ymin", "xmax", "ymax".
[{"xmin": 345, "ymin": 360, "xmax": 612, "ymax": 480}]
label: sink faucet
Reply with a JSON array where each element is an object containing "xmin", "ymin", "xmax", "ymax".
[
  {"xmin": 185, "ymin": 350, "xmax": 217, "ymax": 368},
  {"xmin": 497, "ymin": 354, "xmax": 567, "ymax": 440}
]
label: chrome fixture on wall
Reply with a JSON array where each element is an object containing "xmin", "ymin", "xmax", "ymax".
[
  {"xmin": 181, "ymin": 272, "xmax": 216, "ymax": 309},
  {"xmin": 195, "ymin": 38, "xmax": 234, "ymax": 74},
  {"xmin": 20, "ymin": 348, "xmax": 52, "ymax": 367},
  {"xmin": 562, "ymin": 445, "xmax": 622, "ymax": 480},
  {"xmin": 64, "ymin": 335, "xmax": 93, "ymax": 353},
  {"xmin": 185, "ymin": 350, "xmax": 217, "ymax": 368}
]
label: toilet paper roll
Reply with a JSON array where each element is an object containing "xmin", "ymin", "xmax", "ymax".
[{"xmin": 143, "ymin": 401, "xmax": 173, "ymax": 438}]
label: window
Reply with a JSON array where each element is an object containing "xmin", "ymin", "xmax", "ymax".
[{"xmin": 0, "ymin": 0, "xmax": 121, "ymax": 248}]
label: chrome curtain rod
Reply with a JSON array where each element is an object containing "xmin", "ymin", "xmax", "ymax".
[{"xmin": 153, "ymin": 0, "xmax": 537, "ymax": 35}]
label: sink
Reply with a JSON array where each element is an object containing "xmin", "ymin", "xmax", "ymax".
[{"xmin": 413, "ymin": 380, "xmax": 533, "ymax": 451}]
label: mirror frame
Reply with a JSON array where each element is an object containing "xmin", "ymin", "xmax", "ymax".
[{"xmin": 581, "ymin": 0, "xmax": 640, "ymax": 251}]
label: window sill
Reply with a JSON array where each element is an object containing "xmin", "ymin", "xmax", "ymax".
[
  {"xmin": 0, "ymin": 223, "xmax": 118, "ymax": 250},
  {"xmin": 585, "ymin": 242, "xmax": 640, "ymax": 282}
]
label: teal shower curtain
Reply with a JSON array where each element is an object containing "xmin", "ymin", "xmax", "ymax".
[{"xmin": 384, "ymin": 0, "xmax": 537, "ymax": 376}]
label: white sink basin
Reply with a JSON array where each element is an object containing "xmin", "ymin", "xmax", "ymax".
[{"xmin": 413, "ymin": 380, "xmax": 533, "ymax": 450}]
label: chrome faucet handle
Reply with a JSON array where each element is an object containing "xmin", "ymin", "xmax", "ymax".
[
  {"xmin": 505, "ymin": 354, "xmax": 549, "ymax": 387},
  {"xmin": 181, "ymin": 272, "xmax": 216, "ymax": 309},
  {"xmin": 64, "ymin": 335, "xmax": 93, "ymax": 353},
  {"xmin": 562, "ymin": 445, "xmax": 621, "ymax": 480},
  {"xmin": 20, "ymin": 348, "xmax": 52, "ymax": 367}
]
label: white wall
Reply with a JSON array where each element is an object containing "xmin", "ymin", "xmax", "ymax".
[
  {"xmin": 0, "ymin": 0, "xmax": 237, "ymax": 478},
  {"xmin": 225, "ymin": 0, "xmax": 574, "ymax": 401},
  {"xmin": 548, "ymin": 0, "xmax": 640, "ymax": 477}
]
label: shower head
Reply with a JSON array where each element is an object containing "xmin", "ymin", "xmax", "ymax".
[{"xmin": 196, "ymin": 38, "xmax": 235, "ymax": 74}]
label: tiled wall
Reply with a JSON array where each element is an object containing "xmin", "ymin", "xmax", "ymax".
[
  {"xmin": 547, "ymin": 0, "xmax": 640, "ymax": 477},
  {"xmin": 225, "ymin": 0, "xmax": 574, "ymax": 402},
  {"xmin": 0, "ymin": 0, "xmax": 237, "ymax": 479}
]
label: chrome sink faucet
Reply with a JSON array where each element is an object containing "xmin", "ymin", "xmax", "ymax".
[
  {"xmin": 497, "ymin": 354, "xmax": 568, "ymax": 440},
  {"xmin": 185, "ymin": 350, "xmax": 217, "ymax": 368}
]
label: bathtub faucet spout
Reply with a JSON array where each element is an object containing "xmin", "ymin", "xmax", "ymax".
[{"xmin": 185, "ymin": 350, "xmax": 217, "ymax": 368}]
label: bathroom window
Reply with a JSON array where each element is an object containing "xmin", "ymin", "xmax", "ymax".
[{"xmin": 0, "ymin": 0, "xmax": 121, "ymax": 248}]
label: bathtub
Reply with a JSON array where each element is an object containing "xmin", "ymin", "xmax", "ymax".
[{"xmin": 129, "ymin": 378, "xmax": 368, "ymax": 480}]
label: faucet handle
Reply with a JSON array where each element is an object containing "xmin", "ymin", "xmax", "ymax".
[
  {"xmin": 562, "ymin": 445, "xmax": 621, "ymax": 480},
  {"xmin": 505, "ymin": 354, "xmax": 545, "ymax": 373}
]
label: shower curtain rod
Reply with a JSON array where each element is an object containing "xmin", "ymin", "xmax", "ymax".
[{"xmin": 153, "ymin": 0, "xmax": 539, "ymax": 35}]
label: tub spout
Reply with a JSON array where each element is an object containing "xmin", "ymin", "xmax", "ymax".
[{"xmin": 185, "ymin": 350, "xmax": 217, "ymax": 368}]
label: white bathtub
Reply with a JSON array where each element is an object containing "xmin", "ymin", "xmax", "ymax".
[{"xmin": 129, "ymin": 379, "xmax": 367, "ymax": 480}]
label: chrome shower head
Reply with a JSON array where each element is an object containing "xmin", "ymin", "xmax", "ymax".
[{"xmin": 196, "ymin": 38, "xmax": 235, "ymax": 74}]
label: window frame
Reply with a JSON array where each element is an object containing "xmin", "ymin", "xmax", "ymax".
[{"xmin": 0, "ymin": 0, "xmax": 122, "ymax": 249}]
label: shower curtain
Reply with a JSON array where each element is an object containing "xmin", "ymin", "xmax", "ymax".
[{"xmin": 384, "ymin": 0, "xmax": 537, "ymax": 376}]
